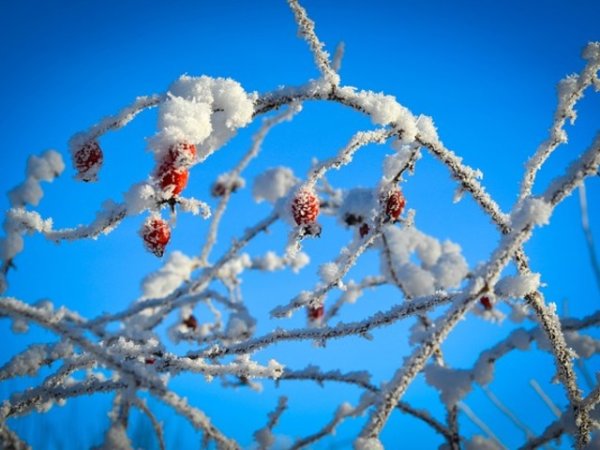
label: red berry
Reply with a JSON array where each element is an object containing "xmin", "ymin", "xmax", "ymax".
[
  {"xmin": 73, "ymin": 140, "xmax": 103, "ymax": 182},
  {"xmin": 165, "ymin": 142, "xmax": 197, "ymax": 166},
  {"xmin": 359, "ymin": 223, "xmax": 370, "ymax": 238},
  {"xmin": 145, "ymin": 358, "xmax": 155, "ymax": 365},
  {"xmin": 183, "ymin": 315, "xmax": 198, "ymax": 330},
  {"xmin": 292, "ymin": 188, "xmax": 320, "ymax": 225},
  {"xmin": 155, "ymin": 142, "xmax": 196, "ymax": 197},
  {"xmin": 480, "ymin": 296, "xmax": 493, "ymax": 310},
  {"xmin": 307, "ymin": 304, "xmax": 324, "ymax": 321},
  {"xmin": 384, "ymin": 188, "xmax": 406, "ymax": 221},
  {"xmin": 141, "ymin": 217, "xmax": 171, "ymax": 257},
  {"xmin": 157, "ymin": 163, "xmax": 189, "ymax": 197}
]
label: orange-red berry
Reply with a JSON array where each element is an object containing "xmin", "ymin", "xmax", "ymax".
[
  {"xmin": 385, "ymin": 188, "xmax": 406, "ymax": 221},
  {"xmin": 73, "ymin": 140, "xmax": 103, "ymax": 182},
  {"xmin": 141, "ymin": 217, "xmax": 171, "ymax": 257},
  {"xmin": 157, "ymin": 163, "xmax": 189, "ymax": 196},
  {"xmin": 292, "ymin": 189, "xmax": 320, "ymax": 225},
  {"xmin": 155, "ymin": 142, "xmax": 196, "ymax": 197}
]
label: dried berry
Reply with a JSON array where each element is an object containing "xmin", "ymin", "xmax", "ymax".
[
  {"xmin": 292, "ymin": 188, "xmax": 320, "ymax": 225},
  {"xmin": 183, "ymin": 314, "xmax": 198, "ymax": 330},
  {"xmin": 384, "ymin": 188, "xmax": 406, "ymax": 221},
  {"xmin": 359, "ymin": 223, "xmax": 370, "ymax": 238},
  {"xmin": 480, "ymin": 296, "xmax": 493, "ymax": 311},
  {"xmin": 141, "ymin": 216, "xmax": 171, "ymax": 257},
  {"xmin": 211, "ymin": 182, "xmax": 227, "ymax": 197},
  {"xmin": 73, "ymin": 140, "xmax": 103, "ymax": 182},
  {"xmin": 344, "ymin": 213, "xmax": 362, "ymax": 226},
  {"xmin": 307, "ymin": 304, "xmax": 324, "ymax": 321}
]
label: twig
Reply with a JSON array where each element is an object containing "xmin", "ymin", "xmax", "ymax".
[
  {"xmin": 578, "ymin": 183, "xmax": 600, "ymax": 295},
  {"xmin": 529, "ymin": 379, "xmax": 562, "ymax": 418},
  {"xmin": 458, "ymin": 401, "xmax": 507, "ymax": 450}
]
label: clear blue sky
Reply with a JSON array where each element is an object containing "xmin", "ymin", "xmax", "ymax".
[{"xmin": 1, "ymin": 1, "xmax": 599, "ymax": 448}]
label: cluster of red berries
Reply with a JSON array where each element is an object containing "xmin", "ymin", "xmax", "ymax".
[
  {"xmin": 141, "ymin": 216, "xmax": 171, "ymax": 257},
  {"xmin": 155, "ymin": 142, "xmax": 197, "ymax": 198},
  {"xmin": 73, "ymin": 140, "xmax": 103, "ymax": 182},
  {"xmin": 140, "ymin": 143, "xmax": 196, "ymax": 256}
]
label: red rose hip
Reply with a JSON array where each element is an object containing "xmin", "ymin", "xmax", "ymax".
[
  {"xmin": 73, "ymin": 140, "xmax": 103, "ymax": 182},
  {"xmin": 155, "ymin": 142, "xmax": 196, "ymax": 197},
  {"xmin": 165, "ymin": 142, "xmax": 197, "ymax": 166},
  {"xmin": 157, "ymin": 163, "xmax": 189, "ymax": 197},
  {"xmin": 141, "ymin": 216, "xmax": 171, "ymax": 257},
  {"xmin": 292, "ymin": 188, "xmax": 320, "ymax": 225},
  {"xmin": 384, "ymin": 188, "xmax": 406, "ymax": 221}
]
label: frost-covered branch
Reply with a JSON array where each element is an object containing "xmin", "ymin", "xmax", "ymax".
[
  {"xmin": 69, "ymin": 95, "xmax": 162, "ymax": 146},
  {"xmin": 253, "ymin": 396, "xmax": 288, "ymax": 450},
  {"xmin": 458, "ymin": 401, "xmax": 507, "ymax": 450},
  {"xmin": 279, "ymin": 366, "xmax": 451, "ymax": 440},
  {"xmin": 200, "ymin": 103, "xmax": 302, "ymax": 264},
  {"xmin": 519, "ymin": 43, "xmax": 600, "ymax": 201},
  {"xmin": 287, "ymin": 0, "xmax": 339, "ymax": 85},
  {"xmin": 291, "ymin": 399, "xmax": 371, "ymax": 450},
  {"xmin": 0, "ymin": 421, "xmax": 30, "ymax": 450},
  {"xmin": 131, "ymin": 396, "xmax": 167, "ymax": 450},
  {"xmin": 358, "ymin": 133, "xmax": 600, "ymax": 445},
  {"xmin": 199, "ymin": 291, "xmax": 454, "ymax": 358},
  {"xmin": 1, "ymin": 2, "xmax": 598, "ymax": 448}
]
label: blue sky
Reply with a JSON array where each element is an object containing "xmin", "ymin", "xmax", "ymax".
[{"xmin": 1, "ymin": 0, "xmax": 599, "ymax": 448}]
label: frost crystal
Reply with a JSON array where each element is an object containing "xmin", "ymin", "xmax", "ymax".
[
  {"xmin": 495, "ymin": 273, "xmax": 541, "ymax": 298},
  {"xmin": 511, "ymin": 197, "xmax": 552, "ymax": 230}
]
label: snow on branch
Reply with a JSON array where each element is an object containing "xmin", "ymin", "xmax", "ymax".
[{"xmin": 519, "ymin": 42, "xmax": 600, "ymax": 202}]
